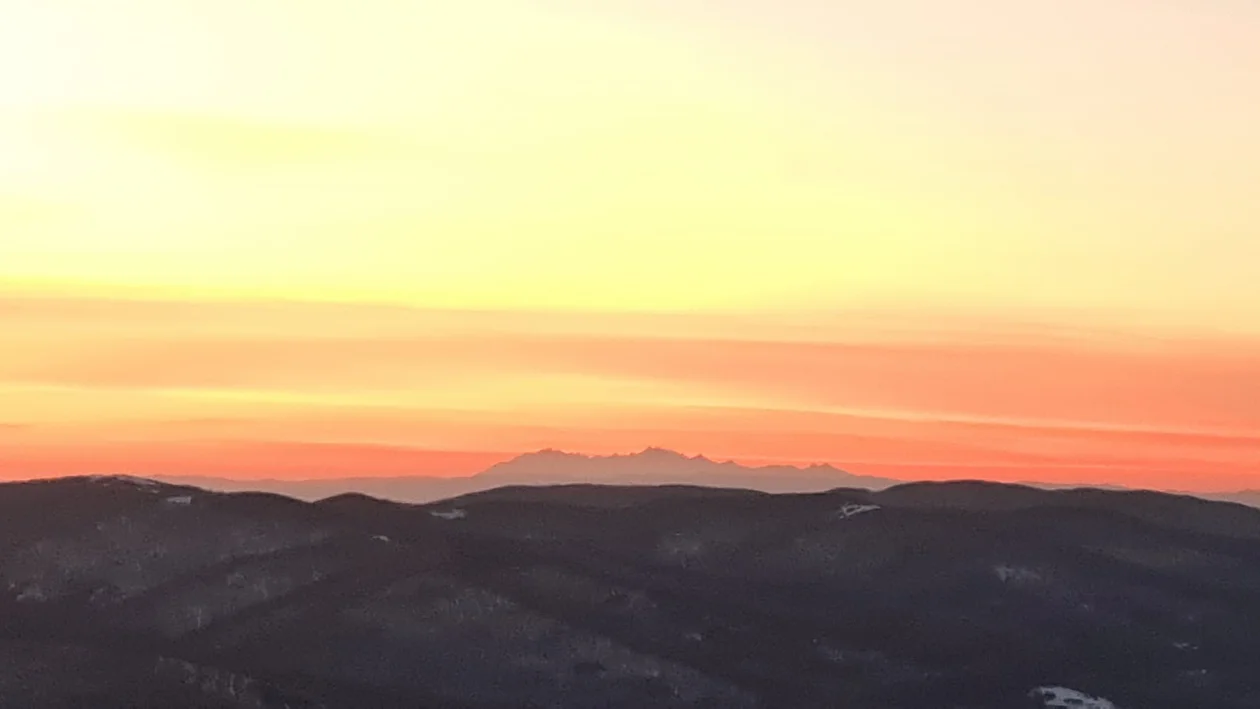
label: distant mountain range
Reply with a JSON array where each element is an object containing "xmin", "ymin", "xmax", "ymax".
[
  {"xmin": 150, "ymin": 447, "xmax": 1260, "ymax": 509},
  {"xmin": 6, "ymin": 474, "xmax": 1260, "ymax": 707},
  {"xmin": 151, "ymin": 447, "xmax": 899, "ymax": 502},
  {"xmin": 480, "ymin": 447, "xmax": 898, "ymax": 489}
]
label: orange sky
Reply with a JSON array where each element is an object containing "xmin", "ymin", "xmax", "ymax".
[
  {"xmin": 2, "ymin": 296, "xmax": 1257, "ymax": 490},
  {"xmin": 3, "ymin": 1, "xmax": 1258, "ymax": 490}
]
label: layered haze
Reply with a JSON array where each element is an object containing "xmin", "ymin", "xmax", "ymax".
[{"xmin": 2, "ymin": 1, "xmax": 1258, "ymax": 490}]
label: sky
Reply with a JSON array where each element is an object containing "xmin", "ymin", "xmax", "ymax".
[{"xmin": 2, "ymin": 0, "xmax": 1258, "ymax": 489}]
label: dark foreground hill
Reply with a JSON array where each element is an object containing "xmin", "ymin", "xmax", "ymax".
[{"xmin": 4, "ymin": 476, "xmax": 1260, "ymax": 708}]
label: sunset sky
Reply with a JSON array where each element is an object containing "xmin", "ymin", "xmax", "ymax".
[{"xmin": 2, "ymin": 1, "xmax": 1258, "ymax": 489}]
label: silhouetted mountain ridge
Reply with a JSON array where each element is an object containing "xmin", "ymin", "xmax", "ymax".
[
  {"xmin": 477, "ymin": 447, "xmax": 891, "ymax": 490},
  {"xmin": 147, "ymin": 449, "xmax": 1260, "ymax": 514},
  {"xmin": 5, "ymin": 475, "xmax": 1260, "ymax": 707},
  {"xmin": 151, "ymin": 447, "xmax": 901, "ymax": 503}
]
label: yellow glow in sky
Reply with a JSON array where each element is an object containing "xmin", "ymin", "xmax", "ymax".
[{"xmin": 2, "ymin": 0, "xmax": 1259, "ymax": 326}]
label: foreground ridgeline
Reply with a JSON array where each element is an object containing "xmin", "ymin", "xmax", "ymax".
[{"xmin": 4, "ymin": 476, "xmax": 1260, "ymax": 708}]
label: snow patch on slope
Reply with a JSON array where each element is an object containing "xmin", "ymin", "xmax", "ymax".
[
  {"xmin": 994, "ymin": 565, "xmax": 1043, "ymax": 585},
  {"xmin": 1031, "ymin": 686, "xmax": 1117, "ymax": 709},
  {"xmin": 87, "ymin": 474, "xmax": 162, "ymax": 491},
  {"xmin": 834, "ymin": 504, "xmax": 880, "ymax": 520}
]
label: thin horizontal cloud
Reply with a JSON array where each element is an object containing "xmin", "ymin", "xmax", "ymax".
[
  {"xmin": 6, "ymin": 327, "xmax": 1257, "ymax": 433},
  {"xmin": 5, "ymin": 293, "xmax": 1253, "ymax": 342},
  {"xmin": 1, "ymin": 440, "xmax": 511, "ymax": 480},
  {"xmin": 0, "ymin": 422, "xmax": 32, "ymax": 437}
]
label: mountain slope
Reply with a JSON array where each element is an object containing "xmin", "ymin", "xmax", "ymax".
[{"xmin": 5, "ymin": 476, "xmax": 1260, "ymax": 707}]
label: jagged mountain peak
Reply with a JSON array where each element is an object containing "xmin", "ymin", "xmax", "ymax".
[{"xmin": 474, "ymin": 447, "xmax": 895, "ymax": 493}]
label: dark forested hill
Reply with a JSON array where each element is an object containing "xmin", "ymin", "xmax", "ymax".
[{"xmin": 4, "ymin": 475, "xmax": 1260, "ymax": 708}]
